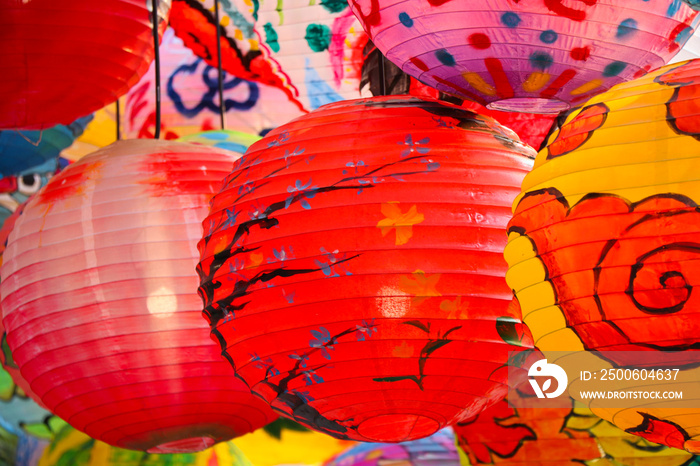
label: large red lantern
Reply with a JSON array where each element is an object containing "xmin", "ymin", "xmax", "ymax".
[
  {"xmin": 0, "ymin": 0, "xmax": 171, "ymax": 130},
  {"xmin": 348, "ymin": 0, "xmax": 700, "ymax": 113},
  {"xmin": 197, "ymin": 96, "xmax": 536, "ymax": 443},
  {"xmin": 0, "ymin": 140, "xmax": 277, "ymax": 452}
]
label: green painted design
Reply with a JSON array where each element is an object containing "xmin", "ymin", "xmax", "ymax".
[
  {"xmin": 305, "ymin": 24, "xmax": 332, "ymax": 52},
  {"xmin": 264, "ymin": 23, "xmax": 281, "ymax": 52},
  {"xmin": 320, "ymin": 0, "xmax": 347, "ymax": 13}
]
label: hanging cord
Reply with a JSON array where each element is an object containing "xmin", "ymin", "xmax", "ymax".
[
  {"xmin": 378, "ymin": 51, "xmax": 387, "ymax": 96},
  {"xmin": 115, "ymin": 100, "xmax": 121, "ymax": 141},
  {"xmin": 151, "ymin": 0, "xmax": 162, "ymax": 139},
  {"xmin": 214, "ymin": 0, "xmax": 226, "ymax": 130}
]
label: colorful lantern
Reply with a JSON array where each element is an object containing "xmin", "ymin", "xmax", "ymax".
[
  {"xmin": 0, "ymin": 116, "xmax": 91, "ymax": 176},
  {"xmin": 348, "ymin": 0, "xmax": 700, "ymax": 113},
  {"xmin": 125, "ymin": 28, "xmax": 306, "ymax": 140},
  {"xmin": 324, "ymin": 428, "xmax": 459, "ymax": 466},
  {"xmin": 62, "ymin": 105, "xmax": 119, "ymax": 162},
  {"xmin": 0, "ymin": 0, "xmax": 172, "ymax": 130},
  {"xmin": 0, "ymin": 426, "xmax": 49, "ymax": 466},
  {"xmin": 504, "ymin": 59, "xmax": 700, "ymax": 452},
  {"xmin": 672, "ymin": 29, "xmax": 700, "ymax": 63},
  {"xmin": 683, "ymin": 1, "xmax": 700, "ymax": 12},
  {"xmin": 38, "ymin": 423, "xmax": 251, "ymax": 466},
  {"xmin": 233, "ymin": 419, "xmax": 355, "ymax": 466},
  {"xmin": 177, "ymin": 130, "xmax": 261, "ymax": 154},
  {"xmin": 197, "ymin": 95, "xmax": 536, "ymax": 442},
  {"xmin": 454, "ymin": 398, "xmax": 695, "ymax": 465},
  {"xmin": 1, "ymin": 139, "xmax": 277, "ymax": 452},
  {"xmin": 169, "ymin": 0, "xmax": 371, "ymax": 113}
]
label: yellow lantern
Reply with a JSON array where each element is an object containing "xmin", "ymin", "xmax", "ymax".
[{"xmin": 504, "ymin": 58, "xmax": 700, "ymax": 453}]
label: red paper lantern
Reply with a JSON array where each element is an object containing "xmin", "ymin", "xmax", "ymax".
[
  {"xmin": 0, "ymin": 140, "xmax": 277, "ymax": 452},
  {"xmin": 0, "ymin": 0, "xmax": 171, "ymax": 130},
  {"xmin": 0, "ymin": 201, "xmax": 44, "ymax": 406},
  {"xmin": 197, "ymin": 96, "xmax": 536, "ymax": 443}
]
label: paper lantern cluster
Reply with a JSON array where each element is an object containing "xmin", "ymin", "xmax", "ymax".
[
  {"xmin": 348, "ymin": 0, "xmax": 700, "ymax": 113},
  {"xmin": 324, "ymin": 428, "xmax": 459, "ymax": 466},
  {"xmin": 0, "ymin": 0, "xmax": 172, "ymax": 130},
  {"xmin": 454, "ymin": 398, "xmax": 696, "ymax": 465},
  {"xmin": 505, "ymin": 59, "xmax": 700, "ymax": 452},
  {"xmin": 38, "ymin": 423, "xmax": 252, "ymax": 466},
  {"xmin": 169, "ymin": 0, "xmax": 371, "ymax": 113},
  {"xmin": 124, "ymin": 27, "xmax": 305, "ymax": 140},
  {"xmin": 0, "ymin": 140, "xmax": 277, "ymax": 453},
  {"xmin": 197, "ymin": 95, "xmax": 536, "ymax": 442}
]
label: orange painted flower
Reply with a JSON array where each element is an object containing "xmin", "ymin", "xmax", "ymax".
[
  {"xmin": 398, "ymin": 270, "xmax": 441, "ymax": 306},
  {"xmin": 377, "ymin": 202, "xmax": 424, "ymax": 245}
]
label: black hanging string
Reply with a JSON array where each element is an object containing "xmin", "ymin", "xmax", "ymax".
[
  {"xmin": 151, "ymin": 0, "xmax": 162, "ymax": 139},
  {"xmin": 378, "ymin": 51, "xmax": 387, "ymax": 96},
  {"xmin": 214, "ymin": 0, "xmax": 226, "ymax": 130},
  {"xmin": 115, "ymin": 100, "xmax": 121, "ymax": 140}
]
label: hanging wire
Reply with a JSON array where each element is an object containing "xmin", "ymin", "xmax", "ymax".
[
  {"xmin": 378, "ymin": 51, "xmax": 387, "ymax": 96},
  {"xmin": 214, "ymin": 0, "xmax": 226, "ymax": 130},
  {"xmin": 151, "ymin": 0, "xmax": 162, "ymax": 139},
  {"xmin": 115, "ymin": 100, "xmax": 121, "ymax": 141}
]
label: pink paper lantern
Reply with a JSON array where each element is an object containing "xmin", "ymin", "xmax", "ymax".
[
  {"xmin": 0, "ymin": 139, "xmax": 276, "ymax": 452},
  {"xmin": 348, "ymin": 0, "xmax": 700, "ymax": 113}
]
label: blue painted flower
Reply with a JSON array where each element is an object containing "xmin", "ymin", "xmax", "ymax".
[
  {"xmin": 285, "ymin": 178, "xmax": 317, "ymax": 209},
  {"xmin": 291, "ymin": 389, "xmax": 314, "ymax": 403},
  {"xmin": 399, "ymin": 134, "xmax": 431, "ymax": 157},
  {"xmin": 288, "ymin": 352, "xmax": 310, "ymax": 368},
  {"xmin": 270, "ymin": 246, "xmax": 294, "ymax": 263},
  {"xmin": 309, "ymin": 326, "xmax": 334, "ymax": 359},
  {"xmin": 355, "ymin": 319, "xmax": 378, "ymax": 341},
  {"xmin": 267, "ymin": 130, "xmax": 290, "ymax": 147},
  {"xmin": 248, "ymin": 201, "xmax": 267, "ymax": 220},
  {"xmin": 301, "ymin": 368, "xmax": 325, "ymax": 385},
  {"xmin": 343, "ymin": 160, "xmax": 365, "ymax": 175},
  {"xmin": 226, "ymin": 258, "xmax": 247, "ymax": 282},
  {"xmin": 283, "ymin": 146, "xmax": 306, "ymax": 166},
  {"xmin": 220, "ymin": 208, "xmax": 239, "ymax": 229}
]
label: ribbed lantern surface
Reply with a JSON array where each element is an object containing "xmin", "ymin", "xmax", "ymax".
[
  {"xmin": 348, "ymin": 0, "xmax": 700, "ymax": 113},
  {"xmin": 454, "ymin": 398, "xmax": 696, "ymax": 465},
  {"xmin": 0, "ymin": 139, "xmax": 276, "ymax": 453},
  {"xmin": 198, "ymin": 96, "xmax": 536, "ymax": 443},
  {"xmin": 505, "ymin": 59, "xmax": 700, "ymax": 453},
  {"xmin": 0, "ymin": 0, "xmax": 171, "ymax": 130}
]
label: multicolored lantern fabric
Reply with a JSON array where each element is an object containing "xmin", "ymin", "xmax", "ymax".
[
  {"xmin": 324, "ymin": 428, "xmax": 459, "ymax": 466},
  {"xmin": 124, "ymin": 27, "xmax": 305, "ymax": 140},
  {"xmin": 0, "ymin": 139, "xmax": 277, "ymax": 452},
  {"xmin": 682, "ymin": 1, "xmax": 700, "ymax": 12},
  {"xmin": 169, "ymin": 0, "xmax": 371, "ymax": 113},
  {"xmin": 38, "ymin": 423, "xmax": 252, "ymax": 466},
  {"xmin": 348, "ymin": 0, "xmax": 700, "ymax": 113},
  {"xmin": 504, "ymin": 58, "xmax": 700, "ymax": 452},
  {"xmin": 233, "ymin": 419, "xmax": 355, "ymax": 466},
  {"xmin": 0, "ymin": 426, "xmax": 49, "ymax": 466},
  {"xmin": 454, "ymin": 398, "xmax": 696, "ymax": 465},
  {"xmin": 177, "ymin": 130, "xmax": 261, "ymax": 154},
  {"xmin": 0, "ymin": 116, "xmax": 93, "ymax": 224},
  {"xmin": 0, "ymin": 0, "xmax": 171, "ymax": 130},
  {"xmin": 197, "ymin": 95, "xmax": 536, "ymax": 442}
]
